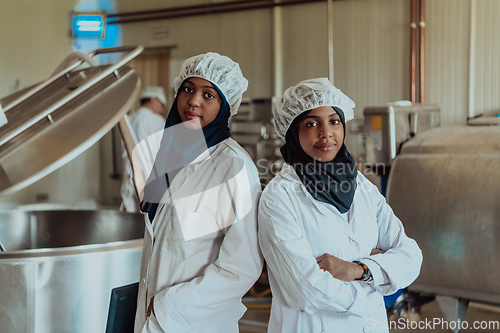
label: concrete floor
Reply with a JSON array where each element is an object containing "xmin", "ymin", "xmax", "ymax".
[{"xmin": 239, "ymin": 300, "xmax": 500, "ymax": 333}]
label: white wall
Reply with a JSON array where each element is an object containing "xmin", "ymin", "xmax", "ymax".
[
  {"xmin": 281, "ymin": 2, "xmax": 329, "ymax": 90},
  {"xmin": 468, "ymin": 0, "xmax": 500, "ymax": 117},
  {"xmin": 0, "ymin": 0, "xmax": 76, "ymax": 97},
  {"xmin": 424, "ymin": 0, "xmax": 500, "ymax": 123},
  {"xmin": 331, "ymin": 0, "xmax": 411, "ymax": 158},
  {"xmin": 426, "ymin": 0, "xmax": 471, "ymax": 124},
  {"xmin": 119, "ymin": 7, "xmax": 274, "ymax": 99}
]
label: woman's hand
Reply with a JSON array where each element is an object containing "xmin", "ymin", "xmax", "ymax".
[
  {"xmin": 316, "ymin": 253, "xmax": 363, "ymax": 282},
  {"xmin": 146, "ymin": 296, "xmax": 155, "ymax": 318},
  {"xmin": 370, "ymin": 248, "xmax": 386, "ymax": 255}
]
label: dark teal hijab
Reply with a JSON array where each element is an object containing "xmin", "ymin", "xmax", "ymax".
[
  {"xmin": 140, "ymin": 80, "xmax": 231, "ymax": 221},
  {"xmin": 280, "ymin": 106, "xmax": 358, "ymax": 214}
]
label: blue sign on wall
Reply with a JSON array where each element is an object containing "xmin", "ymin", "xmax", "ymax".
[{"xmin": 72, "ymin": 13, "xmax": 106, "ymax": 38}]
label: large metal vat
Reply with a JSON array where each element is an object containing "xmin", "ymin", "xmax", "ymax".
[
  {"xmin": 387, "ymin": 121, "xmax": 500, "ymax": 329},
  {"xmin": 0, "ymin": 46, "xmax": 145, "ymax": 332},
  {"xmin": 0, "ymin": 210, "xmax": 143, "ymax": 333}
]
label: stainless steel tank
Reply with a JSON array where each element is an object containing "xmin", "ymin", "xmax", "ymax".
[
  {"xmin": 0, "ymin": 46, "xmax": 145, "ymax": 332},
  {"xmin": 386, "ymin": 120, "xmax": 500, "ymax": 328},
  {"xmin": 0, "ymin": 210, "xmax": 143, "ymax": 333}
]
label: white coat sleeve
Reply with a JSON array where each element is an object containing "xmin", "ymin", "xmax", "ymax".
[
  {"xmin": 133, "ymin": 113, "xmax": 164, "ymax": 144},
  {"xmin": 152, "ymin": 161, "xmax": 264, "ymax": 332},
  {"xmin": 258, "ymin": 190, "xmax": 372, "ymax": 317},
  {"xmin": 361, "ymin": 183, "xmax": 423, "ymax": 295}
]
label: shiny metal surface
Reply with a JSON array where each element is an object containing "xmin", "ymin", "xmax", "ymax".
[
  {"xmin": 0, "ymin": 47, "xmax": 145, "ymax": 332},
  {"xmin": 1, "ymin": 46, "xmax": 143, "ymax": 115},
  {"xmin": 387, "ymin": 124, "xmax": 500, "ymax": 304},
  {"xmin": 364, "ymin": 103, "xmax": 440, "ymax": 167},
  {"xmin": 0, "ymin": 47, "xmax": 142, "ymax": 198},
  {"xmin": 248, "ymin": 99, "xmax": 273, "ymax": 121},
  {"xmin": 0, "ymin": 66, "xmax": 140, "ymax": 198},
  {"xmin": 0, "ymin": 210, "xmax": 144, "ymax": 333},
  {"xmin": 1, "ymin": 47, "xmax": 143, "ymax": 146},
  {"xmin": 397, "ymin": 124, "xmax": 500, "ymax": 155},
  {"xmin": 230, "ymin": 99, "xmax": 282, "ymax": 186}
]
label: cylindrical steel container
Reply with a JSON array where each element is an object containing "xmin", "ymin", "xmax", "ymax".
[
  {"xmin": 0, "ymin": 46, "xmax": 146, "ymax": 333},
  {"xmin": 387, "ymin": 124, "xmax": 500, "ymax": 304},
  {"xmin": 0, "ymin": 210, "xmax": 144, "ymax": 333}
]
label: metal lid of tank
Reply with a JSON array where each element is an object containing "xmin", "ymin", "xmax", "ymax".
[
  {"xmin": 0, "ymin": 46, "xmax": 143, "ymax": 198},
  {"xmin": 399, "ymin": 124, "xmax": 500, "ymax": 155}
]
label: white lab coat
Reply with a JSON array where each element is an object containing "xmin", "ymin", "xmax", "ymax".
[
  {"xmin": 258, "ymin": 164, "xmax": 422, "ymax": 333},
  {"xmin": 121, "ymin": 107, "xmax": 165, "ymax": 212},
  {"xmin": 135, "ymin": 138, "xmax": 264, "ymax": 333}
]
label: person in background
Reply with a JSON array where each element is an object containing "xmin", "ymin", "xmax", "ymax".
[
  {"xmin": 258, "ymin": 78, "xmax": 422, "ymax": 332},
  {"xmin": 134, "ymin": 53, "xmax": 263, "ymax": 333},
  {"xmin": 120, "ymin": 86, "xmax": 167, "ymax": 212}
]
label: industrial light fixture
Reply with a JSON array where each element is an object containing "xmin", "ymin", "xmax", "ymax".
[{"xmin": 71, "ymin": 11, "xmax": 106, "ymax": 38}]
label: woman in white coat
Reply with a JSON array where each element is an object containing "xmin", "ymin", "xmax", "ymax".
[
  {"xmin": 258, "ymin": 78, "xmax": 422, "ymax": 333},
  {"xmin": 134, "ymin": 53, "xmax": 263, "ymax": 333}
]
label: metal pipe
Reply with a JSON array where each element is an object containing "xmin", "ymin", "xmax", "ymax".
[
  {"xmin": 86, "ymin": 45, "xmax": 143, "ymax": 57},
  {"xmin": 117, "ymin": 115, "xmax": 142, "ymax": 205},
  {"xmin": 109, "ymin": 127, "xmax": 121, "ymax": 180},
  {"xmin": 0, "ymin": 45, "xmax": 143, "ymax": 147},
  {"xmin": 107, "ymin": 0, "xmax": 328, "ymax": 25},
  {"xmin": 468, "ymin": 0, "xmax": 476, "ymax": 119},
  {"xmin": 419, "ymin": 0, "xmax": 426, "ymax": 103},
  {"xmin": 107, "ymin": 0, "xmax": 270, "ymax": 18},
  {"xmin": 327, "ymin": 0, "xmax": 334, "ymax": 84},
  {"xmin": 410, "ymin": 0, "xmax": 417, "ymax": 103},
  {"xmin": 272, "ymin": 3, "xmax": 283, "ymax": 97},
  {"xmin": 2, "ymin": 45, "xmax": 141, "ymax": 115},
  {"xmin": 3, "ymin": 59, "xmax": 91, "ymax": 114}
]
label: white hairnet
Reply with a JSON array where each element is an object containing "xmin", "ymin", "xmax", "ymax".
[
  {"xmin": 273, "ymin": 78, "xmax": 355, "ymax": 141},
  {"xmin": 140, "ymin": 86, "xmax": 167, "ymax": 105},
  {"xmin": 173, "ymin": 52, "xmax": 248, "ymax": 116}
]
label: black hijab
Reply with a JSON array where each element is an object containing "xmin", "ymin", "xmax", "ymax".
[
  {"xmin": 140, "ymin": 80, "xmax": 231, "ymax": 221},
  {"xmin": 280, "ymin": 106, "xmax": 358, "ymax": 214}
]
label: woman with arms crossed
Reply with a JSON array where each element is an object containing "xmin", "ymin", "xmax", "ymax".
[{"xmin": 258, "ymin": 78, "xmax": 422, "ymax": 332}]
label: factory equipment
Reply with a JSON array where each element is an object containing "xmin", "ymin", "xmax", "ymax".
[
  {"xmin": 230, "ymin": 98, "xmax": 283, "ymax": 186},
  {"xmin": 0, "ymin": 46, "xmax": 145, "ymax": 333},
  {"xmin": 386, "ymin": 117, "xmax": 500, "ymax": 332},
  {"xmin": 364, "ymin": 103, "xmax": 440, "ymax": 174},
  {"xmin": 0, "ymin": 210, "xmax": 143, "ymax": 333},
  {"xmin": 363, "ymin": 102, "xmax": 440, "ymax": 200}
]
